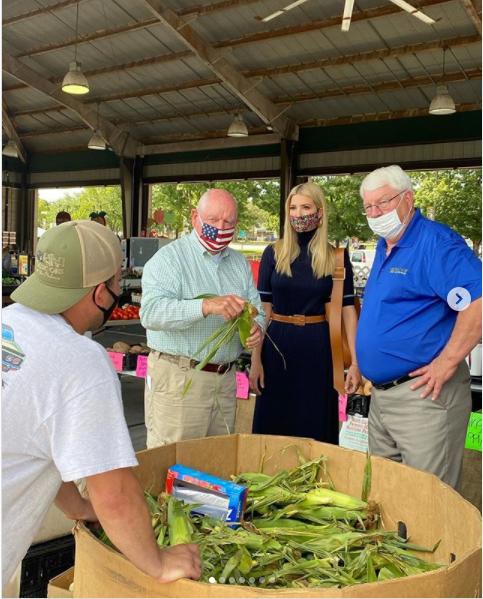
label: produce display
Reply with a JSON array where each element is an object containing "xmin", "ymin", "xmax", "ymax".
[
  {"xmin": 2, "ymin": 277, "xmax": 18, "ymax": 286},
  {"xmin": 91, "ymin": 451, "xmax": 442, "ymax": 589},
  {"xmin": 106, "ymin": 341, "xmax": 150, "ymax": 355},
  {"xmin": 108, "ymin": 304, "xmax": 140, "ymax": 321}
]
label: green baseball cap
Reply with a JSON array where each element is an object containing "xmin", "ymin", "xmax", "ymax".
[{"xmin": 12, "ymin": 220, "xmax": 123, "ymax": 314}]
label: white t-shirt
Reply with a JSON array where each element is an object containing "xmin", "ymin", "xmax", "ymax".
[{"xmin": 1, "ymin": 304, "xmax": 138, "ymax": 586}]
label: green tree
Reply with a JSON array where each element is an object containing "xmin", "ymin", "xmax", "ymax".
[
  {"xmin": 313, "ymin": 175, "xmax": 372, "ymax": 246},
  {"xmin": 37, "ymin": 187, "xmax": 123, "ymax": 234},
  {"xmin": 411, "ymin": 169, "xmax": 482, "ymax": 255},
  {"xmin": 151, "ymin": 180, "xmax": 281, "ymax": 236}
]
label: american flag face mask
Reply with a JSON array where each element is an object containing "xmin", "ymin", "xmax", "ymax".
[{"xmin": 196, "ymin": 217, "xmax": 235, "ymax": 253}]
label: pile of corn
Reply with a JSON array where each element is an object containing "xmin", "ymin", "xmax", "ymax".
[{"xmin": 92, "ymin": 451, "xmax": 442, "ymax": 589}]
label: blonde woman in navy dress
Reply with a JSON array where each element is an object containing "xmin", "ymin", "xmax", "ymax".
[{"xmin": 250, "ymin": 182, "xmax": 361, "ymax": 443}]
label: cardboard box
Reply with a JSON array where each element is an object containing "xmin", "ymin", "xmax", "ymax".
[
  {"xmin": 73, "ymin": 434, "xmax": 482, "ymax": 598},
  {"xmin": 48, "ymin": 567, "xmax": 74, "ymax": 598}
]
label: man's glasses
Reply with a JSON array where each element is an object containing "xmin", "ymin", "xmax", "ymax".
[{"xmin": 361, "ymin": 190, "xmax": 406, "ymax": 215}]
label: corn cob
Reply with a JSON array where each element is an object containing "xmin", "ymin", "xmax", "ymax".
[{"xmin": 167, "ymin": 496, "xmax": 192, "ymax": 546}]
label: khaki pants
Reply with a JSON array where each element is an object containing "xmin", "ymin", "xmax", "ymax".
[
  {"xmin": 144, "ymin": 352, "xmax": 237, "ymax": 449},
  {"xmin": 369, "ymin": 361, "xmax": 472, "ymax": 490}
]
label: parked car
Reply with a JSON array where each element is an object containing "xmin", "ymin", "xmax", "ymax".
[{"xmin": 350, "ymin": 249, "xmax": 376, "ymax": 268}]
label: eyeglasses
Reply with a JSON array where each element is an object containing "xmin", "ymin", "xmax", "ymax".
[{"xmin": 361, "ymin": 190, "xmax": 406, "ymax": 215}]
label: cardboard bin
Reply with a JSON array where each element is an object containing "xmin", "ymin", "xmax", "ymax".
[
  {"xmin": 48, "ymin": 567, "xmax": 74, "ymax": 598},
  {"xmin": 73, "ymin": 434, "xmax": 482, "ymax": 598}
]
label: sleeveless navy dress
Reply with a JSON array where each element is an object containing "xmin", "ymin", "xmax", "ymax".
[{"xmin": 252, "ymin": 229, "xmax": 355, "ymax": 443}]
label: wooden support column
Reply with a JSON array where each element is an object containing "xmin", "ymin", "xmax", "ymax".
[
  {"xmin": 131, "ymin": 157, "xmax": 144, "ymax": 237},
  {"xmin": 120, "ymin": 156, "xmax": 145, "ymax": 240},
  {"xmin": 22, "ymin": 189, "xmax": 38, "ymax": 257},
  {"xmin": 279, "ymin": 139, "xmax": 298, "ymax": 238},
  {"xmin": 141, "ymin": 183, "xmax": 152, "ymax": 233},
  {"xmin": 120, "ymin": 158, "xmax": 134, "ymax": 240},
  {"xmin": 17, "ymin": 162, "xmax": 29, "ymax": 251}
]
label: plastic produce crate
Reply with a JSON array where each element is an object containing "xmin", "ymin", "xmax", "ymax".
[{"xmin": 20, "ymin": 534, "xmax": 75, "ymax": 598}]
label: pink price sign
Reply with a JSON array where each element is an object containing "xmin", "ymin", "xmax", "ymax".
[
  {"xmin": 338, "ymin": 393, "xmax": 348, "ymax": 422},
  {"xmin": 236, "ymin": 372, "xmax": 250, "ymax": 399},
  {"xmin": 136, "ymin": 355, "xmax": 148, "ymax": 378},
  {"xmin": 107, "ymin": 351, "xmax": 124, "ymax": 372}
]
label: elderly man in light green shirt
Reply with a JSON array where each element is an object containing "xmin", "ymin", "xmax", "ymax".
[{"xmin": 141, "ymin": 188, "xmax": 265, "ymax": 448}]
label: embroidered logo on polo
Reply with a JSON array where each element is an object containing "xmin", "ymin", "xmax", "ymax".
[{"xmin": 390, "ymin": 267, "xmax": 409, "ymax": 275}]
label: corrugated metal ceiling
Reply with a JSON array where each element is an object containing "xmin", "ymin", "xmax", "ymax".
[{"xmin": 2, "ymin": 0, "xmax": 481, "ymax": 154}]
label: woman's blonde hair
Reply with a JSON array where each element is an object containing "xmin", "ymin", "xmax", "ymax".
[{"xmin": 273, "ymin": 181, "xmax": 334, "ymax": 278}]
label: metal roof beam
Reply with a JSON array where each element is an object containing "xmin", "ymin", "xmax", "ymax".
[
  {"xmin": 178, "ymin": 0, "xmax": 263, "ymax": 18},
  {"xmin": 272, "ymin": 68, "xmax": 481, "ymax": 104},
  {"xmin": 10, "ymin": 0, "xmax": 453, "ymax": 61},
  {"xmin": 2, "ymin": 52, "xmax": 138, "ymax": 158},
  {"xmin": 298, "ymin": 102, "xmax": 482, "ymax": 128},
  {"xmin": 214, "ymin": 0, "xmax": 453, "ymax": 50},
  {"xmin": 248, "ymin": 34, "xmax": 481, "ymax": 78},
  {"xmin": 3, "ymin": 0, "xmax": 261, "ymax": 27},
  {"xmin": 138, "ymin": 0, "xmax": 298, "ymax": 140},
  {"xmin": 3, "ymin": 0, "xmax": 91, "ymax": 27},
  {"xmin": 8, "ymin": 0, "xmax": 454, "ymax": 58},
  {"xmin": 13, "ymin": 66, "xmax": 480, "ymax": 127},
  {"xmin": 26, "ymin": 103, "xmax": 482, "ymax": 154},
  {"xmin": 2, "ymin": 99, "xmax": 27, "ymax": 163},
  {"xmin": 140, "ymin": 132, "xmax": 279, "ymax": 155},
  {"xmin": 6, "ymin": 32, "xmax": 478, "ymax": 98},
  {"xmin": 15, "ymin": 18, "xmax": 160, "ymax": 58},
  {"xmin": 460, "ymin": 0, "xmax": 482, "ymax": 34}
]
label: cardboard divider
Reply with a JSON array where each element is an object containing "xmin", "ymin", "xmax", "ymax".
[
  {"xmin": 48, "ymin": 567, "xmax": 74, "ymax": 598},
  {"xmin": 73, "ymin": 434, "xmax": 482, "ymax": 598}
]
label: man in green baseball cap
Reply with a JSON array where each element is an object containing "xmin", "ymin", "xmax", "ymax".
[{"xmin": 2, "ymin": 221, "xmax": 201, "ymax": 596}]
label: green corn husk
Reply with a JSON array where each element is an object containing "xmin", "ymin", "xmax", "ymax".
[
  {"xmin": 183, "ymin": 294, "xmax": 286, "ymax": 397},
  {"xmin": 297, "ymin": 488, "xmax": 368, "ymax": 510},
  {"xmin": 92, "ymin": 448, "xmax": 444, "ymax": 590},
  {"xmin": 167, "ymin": 496, "xmax": 192, "ymax": 546}
]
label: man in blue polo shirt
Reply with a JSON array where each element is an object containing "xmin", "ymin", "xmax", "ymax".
[{"xmin": 356, "ymin": 165, "xmax": 482, "ymax": 490}]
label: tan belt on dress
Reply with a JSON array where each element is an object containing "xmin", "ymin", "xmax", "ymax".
[{"xmin": 271, "ymin": 313, "xmax": 326, "ymax": 326}]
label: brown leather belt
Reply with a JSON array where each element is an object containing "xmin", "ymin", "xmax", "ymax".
[
  {"xmin": 271, "ymin": 313, "xmax": 326, "ymax": 326},
  {"xmin": 156, "ymin": 351, "xmax": 235, "ymax": 374}
]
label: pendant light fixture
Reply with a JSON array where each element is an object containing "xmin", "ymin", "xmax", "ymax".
[
  {"xmin": 62, "ymin": 0, "xmax": 89, "ymax": 95},
  {"xmin": 227, "ymin": 114, "xmax": 248, "ymax": 138},
  {"xmin": 2, "ymin": 140, "xmax": 19, "ymax": 158},
  {"xmin": 88, "ymin": 104, "xmax": 106, "ymax": 150},
  {"xmin": 429, "ymin": 47, "xmax": 456, "ymax": 116}
]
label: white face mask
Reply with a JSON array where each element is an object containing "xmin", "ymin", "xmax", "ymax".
[{"xmin": 366, "ymin": 194, "xmax": 411, "ymax": 240}]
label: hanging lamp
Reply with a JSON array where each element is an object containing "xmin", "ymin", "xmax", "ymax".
[
  {"xmin": 429, "ymin": 48, "xmax": 456, "ymax": 115},
  {"xmin": 62, "ymin": 0, "xmax": 89, "ymax": 95}
]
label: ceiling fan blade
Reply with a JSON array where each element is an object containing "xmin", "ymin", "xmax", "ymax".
[
  {"xmin": 389, "ymin": 0, "xmax": 436, "ymax": 24},
  {"xmin": 259, "ymin": 0, "xmax": 311, "ymax": 22},
  {"xmin": 341, "ymin": 0, "xmax": 355, "ymax": 31}
]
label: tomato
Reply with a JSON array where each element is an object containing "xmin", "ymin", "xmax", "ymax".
[{"xmin": 122, "ymin": 313, "xmax": 130, "ymax": 320}]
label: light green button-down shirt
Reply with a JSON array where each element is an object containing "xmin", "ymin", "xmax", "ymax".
[{"xmin": 140, "ymin": 230, "xmax": 265, "ymax": 364}]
